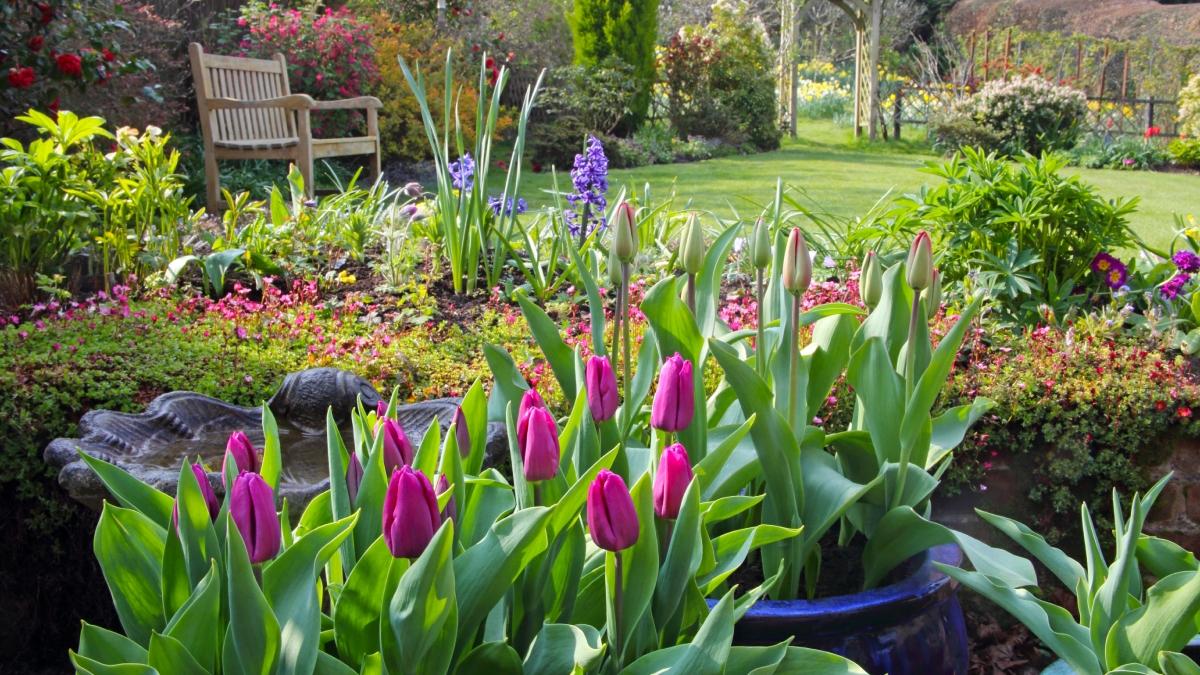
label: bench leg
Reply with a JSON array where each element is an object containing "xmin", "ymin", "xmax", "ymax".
[
  {"xmin": 204, "ymin": 150, "xmax": 221, "ymax": 213},
  {"xmin": 297, "ymin": 111, "xmax": 315, "ymax": 199}
]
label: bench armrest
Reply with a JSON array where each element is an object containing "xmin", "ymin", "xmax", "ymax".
[
  {"xmin": 310, "ymin": 96, "xmax": 383, "ymax": 111},
  {"xmin": 207, "ymin": 94, "xmax": 316, "ymax": 110}
]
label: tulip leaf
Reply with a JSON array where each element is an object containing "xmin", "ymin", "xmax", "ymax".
[
  {"xmin": 413, "ymin": 415, "xmax": 441, "ymax": 477},
  {"xmin": 222, "ymin": 516, "xmax": 280, "ymax": 675},
  {"xmin": 484, "ymin": 343, "xmax": 528, "ymax": 422},
  {"xmin": 977, "ymin": 509, "xmax": 1085, "ymax": 592},
  {"xmin": 861, "ymin": 506, "xmax": 1036, "ymax": 590},
  {"xmin": 696, "ymin": 222, "xmax": 740, "ymax": 338},
  {"xmin": 1091, "ymin": 497, "xmax": 1149, "ymax": 659},
  {"xmin": 939, "ymin": 565, "xmax": 1102, "ymax": 675},
  {"xmin": 654, "ymin": 480, "xmax": 704, "ymax": 629},
  {"xmin": 1160, "ymin": 651, "xmax": 1200, "ymax": 675},
  {"xmin": 803, "ymin": 313, "xmax": 857, "ymax": 424},
  {"xmin": 324, "ymin": 410, "xmax": 359, "ymax": 569},
  {"xmin": 549, "ymin": 447, "xmax": 618, "ymax": 540},
  {"xmin": 78, "ymin": 622, "xmax": 149, "ymax": 665},
  {"xmin": 94, "ymin": 503, "xmax": 166, "ymax": 647},
  {"xmin": 460, "ymin": 470, "xmax": 516, "ymax": 549},
  {"xmin": 78, "ymin": 450, "xmax": 174, "ymax": 528},
  {"xmin": 543, "ymin": 521, "xmax": 586, "ymax": 623},
  {"xmin": 68, "ymin": 652, "xmax": 158, "ymax": 675},
  {"xmin": 160, "ymin": 525, "xmax": 190, "ymax": 622},
  {"xmin": 333, "ymin": 536, "xmax": 396, "ymax": 668},
  {"xmin": 457, "ymin": 641, "xmax": 524, "ymax": 674},
  {"xmin": 1105, "ymin": 570, "xmax": 1200, "ymax": 668},
  {"xmin": 694, "ymin": 418, "xmax": 757, "ymax": 500},
  {"xmin": 798, "ymin": 448, "xmax": 880, "ymax": 563},
  {"xmin": 461, "ymin": 379, "xmax": 489, "ymax": 476},
  {"xmin": 314, "ymin": 651, "xmax": 359, "ymax": 675},
  {"xmin": 263, "ymin": 514, "xmax": 358, "ymax": 675},
  {"xmin": 608, "ymin": 472, "xmax": 660, "ymax": 660},
  {"xmin": 455, "ymin": 506, "xmax": 553, "ymax": 642},
  {"xmin": 517, "ymin": 290, "xmax": 578, "ymax": 398},
  {"xmin": 164, "ymin": 560, "xmax": 221, "ymax": 673},
  {"xmin": 147, "ymin": 632, "xmax": 207, "ymax": 675},
  {"xmin": 851, "ymin": 263, "xmax": 912, "ymax": 361},
  {"xmin": 382, "ymin": 521, "xmax": 456, "ymax": 675},
  {"xmin": 642, "ymin": 275, "xmax": 707, "ymax": 457},
  {"xmin": 260, "ymin": 404, "xmax": 282, "ymax": 492},
  {"xmin": 698, "ymin": 524, "xmax": 803, "ymax": 595},
  {"xmin": 759, "ymin": 645, "xmax": 871, "ymax": 674},
  {"xmin": 846, "ymin": 337, "xmax": 903, "ymax": 465},
  {"xmin": 620, "ymin": 587, "xmax": 740, "ymax": 675},
  {"xmin": 297, "ymin": 490, "xmax": 333, "ymax": 535},
  {"xmin": 523, "ymin": 623, "xmax": 604, "ymax": 675},
  {"xmin": 1137, "ymin": 536, "xmax": 1200, "ymax": 579},
  {"xmin": 565, "ymin": 238, "xmax": 607, "ymax": 357},
  {"xmin": 176, "ymin": 459, "xmax": 222, "ymax": 590},
  {"xmin": 928, "ymin": 398, "xmax": 995, "ymax": 468},
  {"xmin": 702, "ymin": 494, "xmax": 765, "ymax": 526}
]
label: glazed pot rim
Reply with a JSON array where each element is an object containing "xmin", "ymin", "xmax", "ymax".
[{"xmin": 722, "ymin": 543, "xmax": 963, "ymax": 622}]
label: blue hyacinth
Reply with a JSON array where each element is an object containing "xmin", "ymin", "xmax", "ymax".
[{"xmin": 566, "ymin": 135, "xmax": 609, "ymax": 235}]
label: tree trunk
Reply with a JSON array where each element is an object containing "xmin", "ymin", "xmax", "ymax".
[{"xmin": 866, "ymin": 0, "xmax": 884, "ymax": 140}]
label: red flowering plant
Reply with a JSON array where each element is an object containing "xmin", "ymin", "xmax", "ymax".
[
  {"xmin": 214, "ymin": 1, "xmax": 380, "ymax": 137},
  {"xmin": 0, "ymin": 0, "xmax": 150, "ymax": 132}
]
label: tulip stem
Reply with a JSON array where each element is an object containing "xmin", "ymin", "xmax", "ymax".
[
  {"xmin": 614, "ymin": 552, "xmax": 625, "ymax": 667},
  {"xmin": 686, "ymin": 272, "xmax": 697, "ymax": 315},
  {"xmin": 787, "ymin": 292, "xmax": 801, "ymax": 429},
  {"xmin": 533, "ymin": 482, "xmax": 543, "ymax": 508},
  {"xmin": 755, "ymin": 268, "xmax": 766, "ymax": 378},
  {"xmin": 621, "ymin": 263, "xmax": 632, "ymax": 445},
  {"xmin": 894, "ymin": 290, "xmax": 923, "ymax": 511}
]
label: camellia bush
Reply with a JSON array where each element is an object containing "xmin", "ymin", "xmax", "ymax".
[{"xmin": 931, "ymin": 74, "xmax": 1088, "ymax": 157}]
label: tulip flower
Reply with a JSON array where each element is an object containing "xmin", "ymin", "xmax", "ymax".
[
  {"xmin": 222, "ymin": 430, "xmax": 259, "ymax": 477},
  {"xmin": 436, "ymin": 473, "xmax": 456, "ymax": 522},
  {"xmin": 380, "ymin": 418, "xmax": 414, "ymax": 474},
  {"xmin": 516, "ymin": 387, "xmax": 546, "ymax": 448},
  {"xmin": 230, "ymin": 472, "xmax": 281, "ymax": 564},
  {"xmin": 376, "ymin": 399, "xmax": 389, "ymax": 419},
  {"xmin": 653, "ymin": 444, "xmax": 693, "ymax": 520},
  {"xmin": 906, "ymin": 231, "xmax": 933, "ymax": 291},
  {"xmin": 750, "ymin": 218, "xmax": 772, "ymax": 270},
  {"xmin": 588, "ymin": 469, "xmax": 639, "ymax": 552},
  {"xmin": 680, "ymin": 213, "xmax": 705, "ymax": 276},
  {"xmin": 651, "ymin": 353, "xmax": 694, "ymax": 433},
  {"xmin": 925, "ymin": 269, "xmax": 942, "ymax": 320},
  {"xmin": 454, "ymin": 405, "xmax": 471, "ymax": 458},
  {"xmin": 520, "ymin": 407, "xmax": 560, "ymax": 482},
  {"xmin": 781, "ymin": 228, "xmax": 811, "ymax": 295},
  {"xmin": 346, "ymin": 451, "xmax": 364, "ymax": 504},
  {"xmin": 861, "ymin": 251, "xmax": 883, "ymax": 308},
  {"xmin": 382, "ymin": 466, "xmax": 441, "ymax": 558},
  {"xmin": 613, "ymin": 200, "xmax": 638, "ymax": 264},
  {"xmin": 586, "ymin": 355, "xmax": 619, "ymax": 423},
  {"xmin": 173, "ymin": 463, "xmax": 219, "ymax": 528}
]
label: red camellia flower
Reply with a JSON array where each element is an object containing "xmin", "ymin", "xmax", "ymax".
[
  {"xmin": 101, "ymin": 48, "xmax": 116, "ymax": 63},
  {"xmin": 1145, "ymin": 126, "xmax": 1162, "ymax": 139},
  {"xmin": 28, "ymin": 35, "xmax": 44, "ymax": 52},
  {"xmin": 37, "ymin": 2, "xmax": 54, "ymax": 24},
  {"xmin": 7, "ymin": 66, "xmax": 35, "ymax": 89},
  {"xmin": 56, "ymin": 53, "xmax": 83, "ymax": 78}
]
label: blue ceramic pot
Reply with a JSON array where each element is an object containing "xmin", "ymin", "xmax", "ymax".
[{"xmin": 724, "ymin": 544, "xmax": 967, "ymax": 675}]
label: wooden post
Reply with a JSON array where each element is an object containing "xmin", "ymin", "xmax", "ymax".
[
  {"xmin": 1074, "ymin": 41, "xmax": 1083, "ymax": 84},
  {"xmin": 1145, "ymin": 100, "xmax": 1156, "ymax": 132},
  {"xmin": 893, "ymin": 87, "xmax": 902, "ymax": 140},
  {"xmin": 967, "ymin": 32, "xmax": 977, "ymax": 86},
  {"xmin": 1003, "ymin": 28, "xmax": 1012, "ymax": 79},
  {"xmin": 1097, "ymin": 44, "xmax": 1109, "ymax": 97},
  {"xmin": 1120, "ymin": 51, "xmax": 1129, "ymax": 100},
  {"xmin": 982, "ymin": 30, "xmax": 991, "ymax": 82}
]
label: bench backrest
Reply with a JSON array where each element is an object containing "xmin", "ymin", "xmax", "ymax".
[{"xmin": 188, "ymin": 43, "xmax": 296, "ymax": 145}]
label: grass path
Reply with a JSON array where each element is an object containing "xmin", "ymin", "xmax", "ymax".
[{"xmin": 521, "ymin": 120, "xmax": 1200, "ymax": 249}]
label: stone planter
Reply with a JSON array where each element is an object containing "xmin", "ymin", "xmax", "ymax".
[{"xmin": 727, "ymin": 544, "xmax": 967, "ymax": 675}]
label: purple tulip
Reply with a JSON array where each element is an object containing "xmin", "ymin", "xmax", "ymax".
[
  {"xmin": 382, "ymin": 467, "xmax": 441, "ymax": 558},
  {"xmin": 222, "ymin": 430, "xmax": 259, "ymax": 480},
  {"xmin": 651, "ymin": 353, "xmax": 695, "ymax": 433},
  {"xmin": 380, "ymin": 418, "xmax": 414, "ymax": 474},
  {"xmin": 516, "ymin": 387, "xmax": 546, "ymax": 449},
  {"xmin": 346, "ymin": 451, "xmax": 364, "ymax": 504},
  {"xmin": 653, "ymin": 444, "xmax": 693, "ymax": 520},
  {"xmin": 230, "ymin": 472, "xmax": 281, "ymax": 564},
  {"xmin": 520, "ymin": 407, "xmax": 560, "ymax": 482},
  {"xmin": 436, "ymin": 473, "xmax": 456, "ymax": 523},
  {"xmin": 173, "ymin": 463, "xmax": 219, "ymax": 529},
  {"xmin": 586, "ymin": 355, "xmax": 619, "ymax": 422},
  {"xmin": 587, "ymin": 469, "xmax": 639, "ymax": 552},
  {"xmin": 454, "ymin": 406, "xmax": 471, "ymax": 458},
  {"xmin": 376, "ymin": 400, "xmax": 389, "ymax": 419}
]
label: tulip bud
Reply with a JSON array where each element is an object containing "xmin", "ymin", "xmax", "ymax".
[
  {"xmin": 230, "ymin": 472, "xmax": 281, "ymax": 564},
  {"xmin": 651, "ymin": 353, "xmax": 695, "ymax": 433},
  {"xmin": 346, "ymin": 451, "xmax": 363, "ymax": 504},
  {"xmin": 680, "ymin": 212, "xmax": 705, "ymax": 275},
  {"xmin": 454, "ymin": 406, "xmax": 471, "ymax": 458},
  {"xmin": 520, "ymin": 407, "xmax": 560, "ymax": 482},
  {"xmin": 380, "ymin": 418, "xmax": 414, "ymax": 474},
  {"xmin": 585, "ymin": 355, "xmax": 619, "ymax": 423},
  {"xmin": 436, "ymin": 473, "xmax": 456, "ymax": 523},
  {"xmin": 925, "ymin": 269, "xmax": 942, "ymax": 319},
  {"xmin": 613, "ymin": 200, "xmax": 638, "ymax": 264},
  {"xmin": 861, "ymin": 251, "xmax": 883, "ymax": 308},
  {"xmin": 906, "ymin": 231, "xmax": 933, "ymax": 291},
  {"xmin": 653, "ymin": 443, "xmax": 693, "ymax": 520},
  {"xmin": 587, "ymin": 469, "xmax": 639, "ymax": 552},
  {"xmin": 607, "ymin": 246, "xmax": 624, "ymax": 286},
  {"xmin": 750, "ymin": 218, "xmax": 772, "ymax": 270},
  {"xmin": 376, "ymin": 400, "xmax": 389, "ymax": 419},
  {"xmin": 516, "ymin": 387, "xmax": 546, "ymax": 448},
  {"xmin": 382, "ymin": 466, "xmax": 441, "ymax": 558},
  {"xmin": 780, "ymin": 228, "xmax": 811, "ymax": 295},
  {"xmin": 174, "ymin": 463, "xmax": 219, "ymax": 528},
  {"xmin": 222, "ymin": 430, "xmax": 259, "ymax": 477}
]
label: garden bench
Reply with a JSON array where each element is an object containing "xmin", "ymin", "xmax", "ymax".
[{"xmin": 188, "ymin": 42, "xmax": 382, "ymax": 212}]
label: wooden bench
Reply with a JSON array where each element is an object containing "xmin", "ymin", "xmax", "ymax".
[{"xmin": 188, "ymin": 42, "xmax": 383, "ymax": 212}]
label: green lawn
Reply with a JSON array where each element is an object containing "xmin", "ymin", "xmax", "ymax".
[{"xmin": 521, "ymin": 120, "xmax": 1200, "ymax": 250}]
